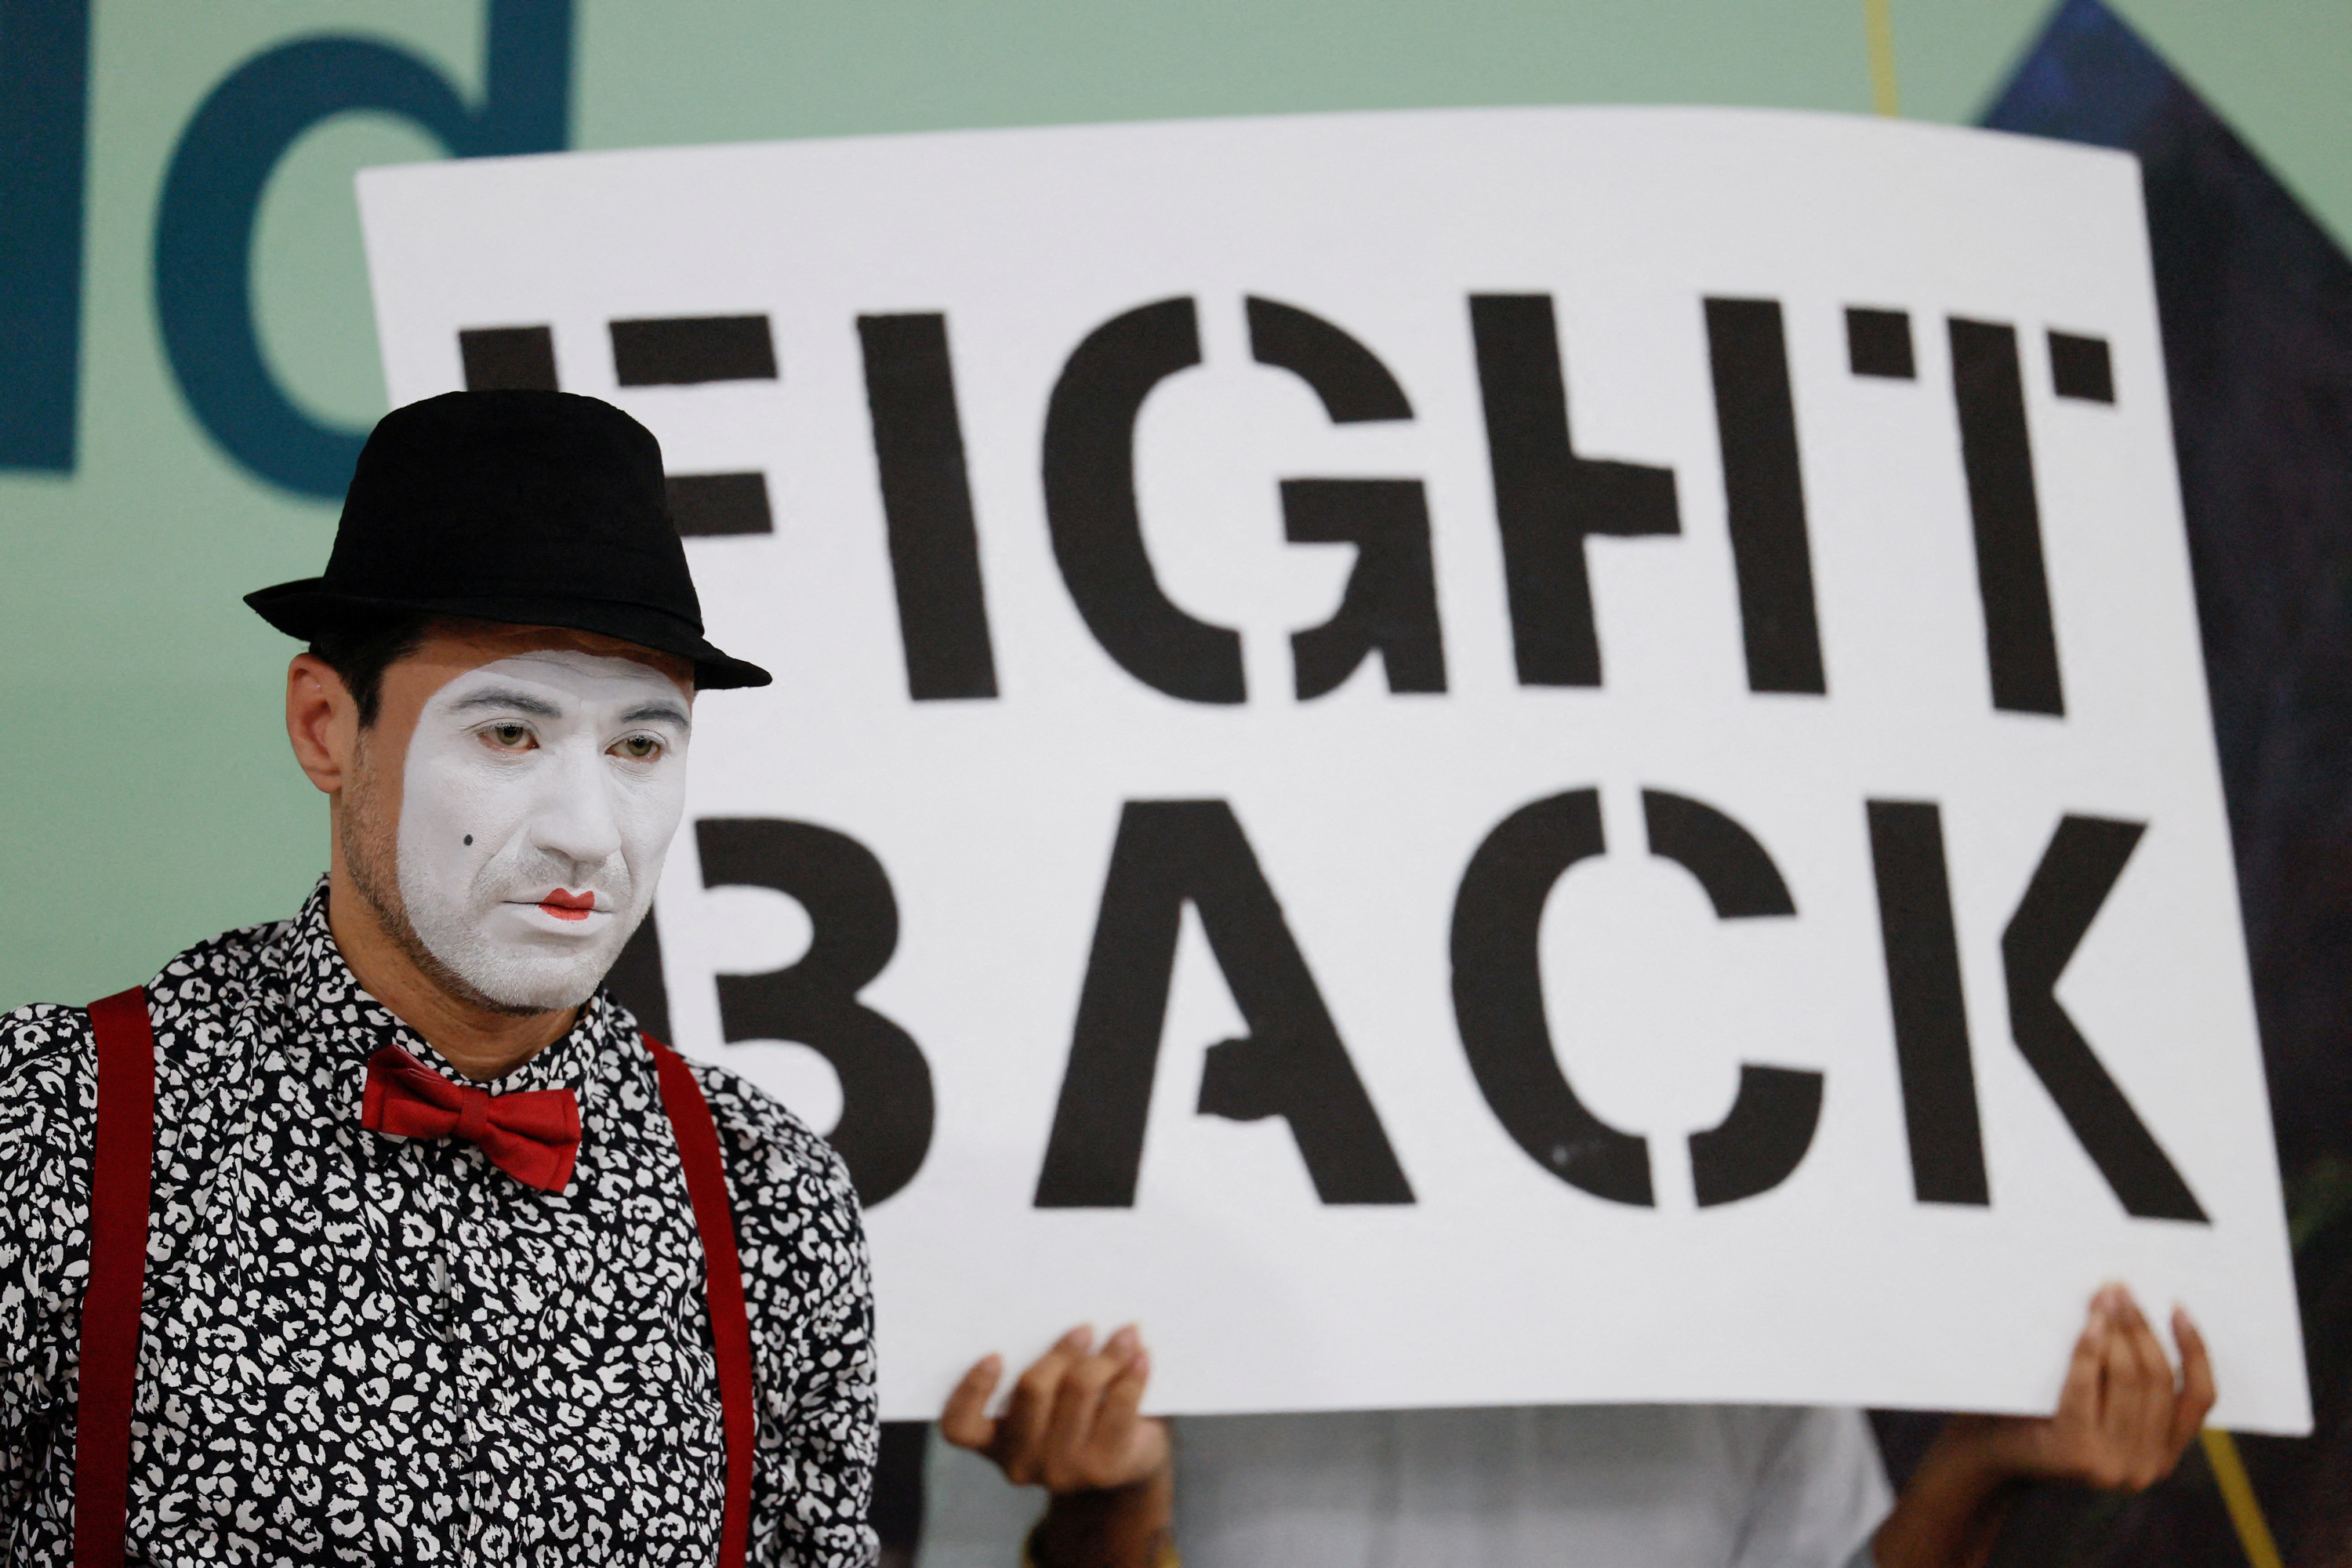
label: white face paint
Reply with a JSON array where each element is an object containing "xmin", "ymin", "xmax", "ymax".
[{"xmin": 396, "ymin": 649, "xmax": 692, "ymax": 1011}]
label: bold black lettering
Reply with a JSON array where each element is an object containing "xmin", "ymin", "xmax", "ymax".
[
  {"xmin": 609, "ymin": 314, "xmax": 777, "ymax": 385},
  {"xmin": 1689, "ymin": 1069, "xmax": 1826, "ymax": 1210},
  {"xmin": 1864, "ymin": 800, "xmax": 1990, "ymax": 1206},
  {"xmin": 1845, "ymin": 307, "xmax": 1916, "ymax": 379},
  {"xmin": 1035, "ymin": 801, "xmax": 1414, "ymax": 1208},
  {"xmin": 1280, "ymin": 479, "xmax": 1447, "ymax": 697},
  {"xmin": 2048, "ymin": 331, "xmax": 2115, "ymax": 403},
  {"xmin": 459, "ymin": 325, "xmax": 559, "ymax": 391},
  {"xmin": 1041, "ymin": 299, "xmax": 1245, "ymax": 703},
  {"xmin": 662, "ymin": 472, "xmax": 771, "ymax": 537},
  {"xmin": 1640, "ymin": 787, "xmax": 1795, "ymax": 919},
  {"xmin": 1244, "ymin": 295, "xmax": 1413, "ymax": 423},
  {"xmin": 604, "ymin": 313, "xmax": 779, "ymax": 535},
  {"xmin": 2003, "ymin": 816, "xmax": 2207, "ymax": 1221},
  {"xmin": 1468, "ymin": 295, "xmax": 1680, "ymax": 687},
  {"xmin": 1949, "ymin": 318, "xmax": 2065, "ymax": 716},
  {"xmin": 1641, "ymin": 789, "xmax": 1821, "ymax": 1207},
  {"xmin": 1704, "ymin": 299, "xmax": 1827, "ymax": 695},
  {"xmin": 1245, "ymin": 296, "xmax": 1446, "ymax": 698},
  {"xmin": 602, "ymin": 907, "xmax": 672, "ymax": 1042},
  {"xmin": 697, "ymin": 818, "xmax": 934, "ymax": 1206},
  {"xmin": 858, "ymin": 313, "xmax": 999, "ymax": 700},
  {"xmin": 1450, "ymin": 789, "xmax": 1653, "ymax": 1205}
]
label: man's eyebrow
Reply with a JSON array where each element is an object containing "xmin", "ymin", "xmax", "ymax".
[
  {"xmin": 620, "ymin": 699, "xmax": 692, "ymax": 729},
  {"xmin": 448, "ymin": 688, "xmax": 563, "ymax": 720}
]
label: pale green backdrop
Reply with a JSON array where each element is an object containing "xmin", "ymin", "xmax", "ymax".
[{"xmin": 5, "ymin": 0, "xmax": 2347, "ymax": 1007}]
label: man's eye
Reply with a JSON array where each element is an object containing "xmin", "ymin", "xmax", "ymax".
[
  {"xmin": 612, "ymin": 735, "xmax": 662, "ymax": 761},
  {"xmin": 481, "ymin": 723, "xmax": 535, "ymax": 750}
]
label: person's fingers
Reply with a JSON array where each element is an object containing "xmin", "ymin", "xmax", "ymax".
[
  {"xmin": 1094, "ymin": 1340, "xmax": 1154, "ymax": 1460},
  {"xmin": 938, "ymin": 1354, "xmax": 1004, "ymax": 1453},
  {"xmin": 2063, "ymin": 1288, "xmax": 2122, "ymax": 1474},
  {"xmin": 2169, "ymin": 1306, "xmax": 2218, "ymax": 1453},
  {"xmin": 2056, "ymin": 1290, "xmax": 2111, "ymax": 1435},
  {"xmin": 2080, "ymin": 1288, "xmax": 2148, "ymax": 1487},
  {"xmin": 1044, "ymin": 1341, "xmax": 1124, "ymax": 1483},
  {"xmin": 2092, "ymin": 1287, "xmax": 2140, "ymax": 1410},
  {"xmin": 2111, "ymin": 1290, "xmax": 2175, "ymax": 1484},
  {"xmin": 999, "ymin": 1326, "xmax": 1093, "ymax": 1481},
  {"xmin": 1078, "ymin": 1327, "xmax": 1145, "ymax": 1449}
]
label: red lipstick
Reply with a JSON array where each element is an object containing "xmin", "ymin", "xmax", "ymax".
[{"xmin": 537, "ymin": 889, "xmax": 597, "ymax": 922}]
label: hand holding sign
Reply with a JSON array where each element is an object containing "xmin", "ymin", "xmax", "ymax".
[
  {"xmin": 951, "ymin": 1290, "xmax": 2216, "ymax": 1568},
  {"xmin": 943, "ymin": 1325, "xmax": 1174, "ymax": 1568},
  {"xmin": 2012, "ymin": 1287, "xmax": 2216, "ymax": 1491},
  {"xmin": 1875, "ymin": 1286, "xmax": 2218, "ymax": 1568}
]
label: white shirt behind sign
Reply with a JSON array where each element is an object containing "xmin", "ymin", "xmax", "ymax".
[{"xmin": 918, "ymin": 1404, "xmax": 1889, "ymax": 1567}]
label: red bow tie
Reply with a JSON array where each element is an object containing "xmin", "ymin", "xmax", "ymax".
[{"xmin": 360, "ymin": 1045, "xmax": 582, "ymax": 1192}]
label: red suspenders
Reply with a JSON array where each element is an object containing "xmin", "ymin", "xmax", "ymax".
[
  {"xmin": 74, "ymin": 989, "xmax": 756, "ymax": 1568},
  {"xmin": 650, "ymin": 1037, "xmax": 758, "ymax": 1568},
  {"xmin": 73, "ymin": 989, "xmax": 156, "ymax": 1568}
]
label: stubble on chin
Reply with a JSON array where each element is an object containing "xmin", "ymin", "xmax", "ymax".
[{"xmin": 339, "ymin": 737, "xmax": 543, "ymax": 1019}]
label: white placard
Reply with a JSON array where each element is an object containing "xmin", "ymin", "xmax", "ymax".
[{"xmin": 361, "ymin": 107, "xmax": 2308, "ymax": 1432}]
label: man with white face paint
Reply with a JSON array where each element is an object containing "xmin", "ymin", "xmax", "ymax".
[
  {"xmin": 0, "ymin": 392, "xmax": 877, "ymax": 1567},
  {"xmin": 384, "ymin": 644, "xmax": 691, "ymax": 1017}
]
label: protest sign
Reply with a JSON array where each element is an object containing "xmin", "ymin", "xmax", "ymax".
[{"xmin": 361, "ymin": 107, "xmax": 2307, "ymax": 1429}]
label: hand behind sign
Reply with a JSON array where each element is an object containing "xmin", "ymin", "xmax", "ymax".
[
  {"xmin": 951, "ymin": 1290, "xmax": 2212, "ymax": 1568},
  {"xmin": 1874, "ymin": 1284, "xmax": 2219, "ymax": 1568},
  {"xmin": 942, "ymin": 1324, "xmax": 1174, "ymax": 1568},
  {"xmin": 1989, "ymin": 1285, "xmax": 2216, "ymax": 1489}
]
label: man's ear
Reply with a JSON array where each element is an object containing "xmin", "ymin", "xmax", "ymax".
[{"xmin": 287, "ymin": 653, "xmax": 359, "ymax": 794}]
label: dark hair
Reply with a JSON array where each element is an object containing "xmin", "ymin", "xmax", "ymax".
[{"xmin": 307, "ymin": 611, "xmax": 433, "ymax": 728}]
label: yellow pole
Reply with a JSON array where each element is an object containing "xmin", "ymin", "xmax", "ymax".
[
  {"xmin": 2201, "ymin": 1429, "xmax": 2285, "ymax": 1568},
  {"xmin": 1865, "ymin": 0, "xmax": 1900, "ymax": 118}
]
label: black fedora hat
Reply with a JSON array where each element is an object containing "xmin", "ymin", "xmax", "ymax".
[{"xmin": 246, "ymin": 390, "xmax": 770, "ymax": 689}]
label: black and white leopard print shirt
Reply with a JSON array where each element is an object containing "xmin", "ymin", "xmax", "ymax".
[{"xmin": 0, "ymin": 881, "xmax": 878, "ymax": 1566}]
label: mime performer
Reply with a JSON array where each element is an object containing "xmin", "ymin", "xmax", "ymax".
[{"xmin": 0, "ymin": 392, "xmax": 877, "ymax": 1566}]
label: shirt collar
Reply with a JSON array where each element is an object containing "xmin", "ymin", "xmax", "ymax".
[{"xmin": 279, "ymin": 877, "xmax": 621, "ymax": 1117}]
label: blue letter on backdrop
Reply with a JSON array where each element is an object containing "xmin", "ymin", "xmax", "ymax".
[
  {"xmin": 154, "ymin": 1, "xmax": 571, "ymax": 499},
  {"xmin": 0, "ymin": 0, "xmax": 91, "ymax": 472}
]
